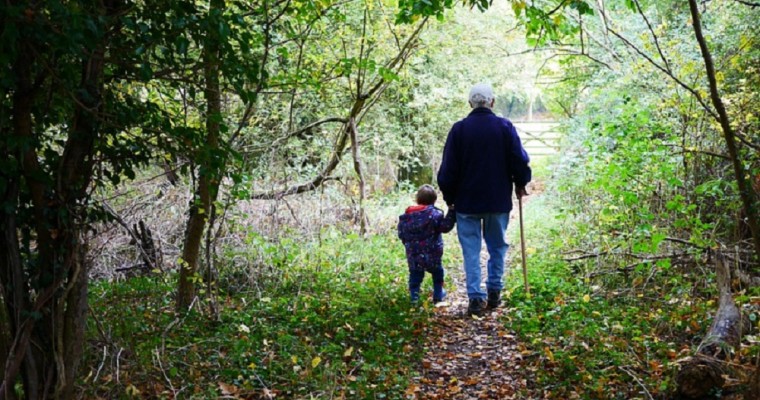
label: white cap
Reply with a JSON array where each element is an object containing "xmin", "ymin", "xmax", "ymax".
[{"xmin": 469, "ymin": 83, "xmax": 494, "ymax": 104}]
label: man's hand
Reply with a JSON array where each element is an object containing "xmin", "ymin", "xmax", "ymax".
[{"xmin": 515, "ymin": 186, "xmax": 529, "ymax": 199}]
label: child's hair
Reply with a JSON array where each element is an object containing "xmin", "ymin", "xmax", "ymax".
[{"xmin": 415, "ymin": 184, "xmax": 437, "ymax": 205}]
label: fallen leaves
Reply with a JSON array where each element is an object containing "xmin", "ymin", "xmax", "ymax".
[
  {"xmin": 463, "ymin": 376, "xmax": 480, "ymax": 386},
  {"xmin": 218, "ymin": 381, "xmax": 277, "ymax": 399},
  {"xmin": 543, "ymin": 347, "xmax": 555, "ymax": 363},
  {"xmin": 218, "ymin": 381, "xmax": 239, "ymax": 396},
  {"xmin": 411, "ymin": 297, "xmax": 528, "ymax": 399}
]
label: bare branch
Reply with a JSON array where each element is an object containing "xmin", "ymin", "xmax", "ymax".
[
  {"xmin": 356, "ymin": 6, "xmax": 370, "ymax": 97},
  {"xmin": 547, "ymin": 0, "xmax": 570, "ymax": 16},
  {"xmin": 735, "ymin": 130, "xmax": 760, "ymax": 152},
  {"xmin": 662, "ymin": 143, "xmax": 730, "ymax": 160},
  {"xmin": 579, "ymin": 11, "xmax": 585, "ymax": 55},
  {"xmin": 565, "ymin": 9, "xmax": 623, "ymax": 64},
  {"xmin": 270, "ymin": 117, "xmax": 349, "ymax": 149},
  {"xmin": 632, "ymin": 0, "xmax": 672, "ymax": 73},
  {"xmin": 564, "ymin": 251, "xmax": 610, "ymax": 261},
  {"xmin": 733, "ymin": 0, "xmax": 760, "ymax": 7},
  {"xmin": 660, "ymin": 236, "xmax": 709, "ymax": 249}
]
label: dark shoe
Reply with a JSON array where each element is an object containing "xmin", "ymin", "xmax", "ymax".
[
  {"xmin": 410, "ymin": 289, "xmax": 420, "ymax": 304},
  {"xmin": 467, "ymin": 298, "xmax": 487, "ymax": 316},
  {"xmin": 433, "ymin": 288, "xmax": 447, "ymax": 304},
  {"xmin": 487, "ymin": 290, "xmax": 502, "ymax": 309}
]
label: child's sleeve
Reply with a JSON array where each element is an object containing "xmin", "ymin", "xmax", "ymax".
[
  {"xmin": 397, "ymin": 217, "xmax": 407, "ymax": 241},
  {"xmin": 437, "ymin": 209, "xmax": 456, "ymax": 233}
]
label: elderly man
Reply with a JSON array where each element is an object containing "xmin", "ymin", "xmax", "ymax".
[{"xmin": 437, "ymin": 83, "xmax": 531, "ymax": 316}]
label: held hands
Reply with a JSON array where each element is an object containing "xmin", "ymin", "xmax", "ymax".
[{"xmin": 515, "ymin": 186, "xmax": 529, "ymax": 199}]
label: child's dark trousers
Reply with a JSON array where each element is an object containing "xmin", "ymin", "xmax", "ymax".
[{"xmin": 409, "ymin": 266, "xmax": 445, "ymax": 302}]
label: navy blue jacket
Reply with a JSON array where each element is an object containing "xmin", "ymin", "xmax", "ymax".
[
  {"xmin": 437, "ymin": 107, "xmax": 531, "ymax": 213},
  {"xmin": 397, "ymin": 205, "xmax": 456, "ymax": 272}
]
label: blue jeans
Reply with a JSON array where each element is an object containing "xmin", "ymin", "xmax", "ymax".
[
  {"xmin": 456, "ymin": 213, "xmax": 509, "ymax": 300},
  {"xmin": 408, "ymin": 266, "xmax": 445, "ymax": 302}
]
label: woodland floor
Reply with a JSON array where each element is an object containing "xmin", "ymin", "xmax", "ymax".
[
  {"xmin": 409, "ymin": 273, "xmax": 530, "ymax": 399},
  {"xmin": 409, "ymin": 192, "xmax": 539, "ymax": 400}
]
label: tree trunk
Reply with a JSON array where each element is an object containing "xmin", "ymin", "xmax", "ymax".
[
  {"xmin": 348, "ymin": 118, "xmax": 368, "ymax": 235},
  {"xmin": 177, "ymin": 175, "xmax": 216, "ymax": 310},
  {"xmin": 177, "ymin": 0, "xmax": 225, "ymax": 311},
  {"xmin": 0, "ymin": 42, "xmax": 35, "ymax": 400},
  {"xmin": 1, "ymin": 1, "xmax": 119, "ymax": 398},
  {"xmin": 1, "ymin": 35, "xmax": 45, "ymax": 400},
  {"xmin": 688, "ymin": 0, "xmax": 760, "ymax": 260},
  {"xmin": 0, "ymin": 290, "xmax": 17, "ymax": 400},
  {"xmin": 56, "ymin": 243, "xmax": 89, "ymax": 400},
  {"xmin": 676, "ymin": 253, "xmax": 743, "ymax": 399}
]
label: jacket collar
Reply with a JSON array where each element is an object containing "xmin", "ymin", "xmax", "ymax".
[{"xmin": 468, "ymin": 107, "xmax": 495, "ymax": 116}]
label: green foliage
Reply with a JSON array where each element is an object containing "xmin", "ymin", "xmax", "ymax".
[
  {"xmin": 509, "ymin": 1, "xmax": 760, "ymax": 396},
  {"xmin": 396, "ymin": 0, "xmax": 456, "ymax": 23},
  {"xmin": 544, "ymin": 0, "xmax": 760, "ymax": 262},
  {"xmin": 85, "ymin": 230, "xmax": 428, "ymax": 398},
  {"xmin": 501, "ymin": 195, "xmax": 729, "ymax": 399},
  {"xmin": 397, "ymin": 0, "xmax": 592, "ymax": 46}
]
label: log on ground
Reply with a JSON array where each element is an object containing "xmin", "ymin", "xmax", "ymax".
[{"xmin": 676, "ymin": 252, "xmax": 743, "ymax": 399}]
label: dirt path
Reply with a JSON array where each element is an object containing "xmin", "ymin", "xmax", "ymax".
[
  {"xmin": 407, "ymin": 189, "xmax": 542, "ymax": 399},
  {"xmin": 407, "ymin": 276, "xmax": 528, "ymax": 399}
]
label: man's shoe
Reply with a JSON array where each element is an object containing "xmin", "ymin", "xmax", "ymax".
[
  {"xmin": 487, "ymin": 290, "xmax": 502, "ymax": 309},
  {"xmin": 467, "ymin": 298, "xmax": 487, "ymax": 316}
]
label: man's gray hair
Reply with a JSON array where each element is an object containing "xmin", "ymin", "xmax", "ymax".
[{"xmin": 469, "ymin": 83, "xmax": 494, "ymax": 108}]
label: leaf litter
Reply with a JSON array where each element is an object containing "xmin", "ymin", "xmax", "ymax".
[
  {"xmin": 409, "ymin": 190, "xmax": 543, "ymax": 399},
  {"xmin": 408, "ymin": 268, "xmax": 531, "ymax": 399}
]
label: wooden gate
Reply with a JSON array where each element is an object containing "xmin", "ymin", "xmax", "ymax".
[{"xmin": 513, "ymin": 121, "xmax": 560, "ymax": 158}]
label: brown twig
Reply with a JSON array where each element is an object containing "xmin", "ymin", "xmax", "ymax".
[{"xmin": 100, "ymin": 202, "xmax": 160, "ymax": 272}]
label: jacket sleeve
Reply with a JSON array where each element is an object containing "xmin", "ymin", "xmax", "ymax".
[
  {"xmin": 507, "ymin": 123, "xmax": 532, "ymax": 188},
  {"xmin": 437, "ymin": 124, "xmax": 459, "ymax": 205},
  {"xmin": 397, "ymin": 217, "xmax": 406, "ymax": 241},
  {"xmin": 437, "ymin": 209, "xmax": 456, "ymax": 234}
]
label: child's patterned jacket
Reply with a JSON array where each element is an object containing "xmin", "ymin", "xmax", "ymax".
[{"xmin": 397, "ymin": 205, "xmax": 456, "ymax": 272}]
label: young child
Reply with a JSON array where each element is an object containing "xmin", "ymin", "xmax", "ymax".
[{"xmin": 397, "ymin": 184, "xmax": 456, "ymax": 304}]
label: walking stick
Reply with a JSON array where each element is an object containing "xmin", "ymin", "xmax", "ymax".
[{"xmin": 518, "ymin": 194, "xmax": 530, "ymax": 297}]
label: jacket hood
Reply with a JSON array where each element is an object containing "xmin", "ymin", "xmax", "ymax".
[
  {"xmin": 399, "ymin": 206, "xmax": 437, "ymax": 236},
  {"xmin": 405, "ymin": 204, "xmax": 429, "ymax": 214}
]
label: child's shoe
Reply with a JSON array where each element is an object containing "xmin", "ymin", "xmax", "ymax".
[
  {"xmin": 433, "ymin": 288, "xmax": 447, "ymax": 304},
  {"xmin": 433, "ymin": 283, "xmax": 446, "ymax": 303},
  {"xmin": 410, "ymin": 289, "xmax": 420, "ymax": 304}
]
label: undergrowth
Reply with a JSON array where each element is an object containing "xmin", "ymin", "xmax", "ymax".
[
  {"xmin": 83, "ymin": 230, "xmax": 430, "ymax": 399},
  {"xmin": 502, "ymin": 193, "xmax": 760, "ymax": 399}
]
